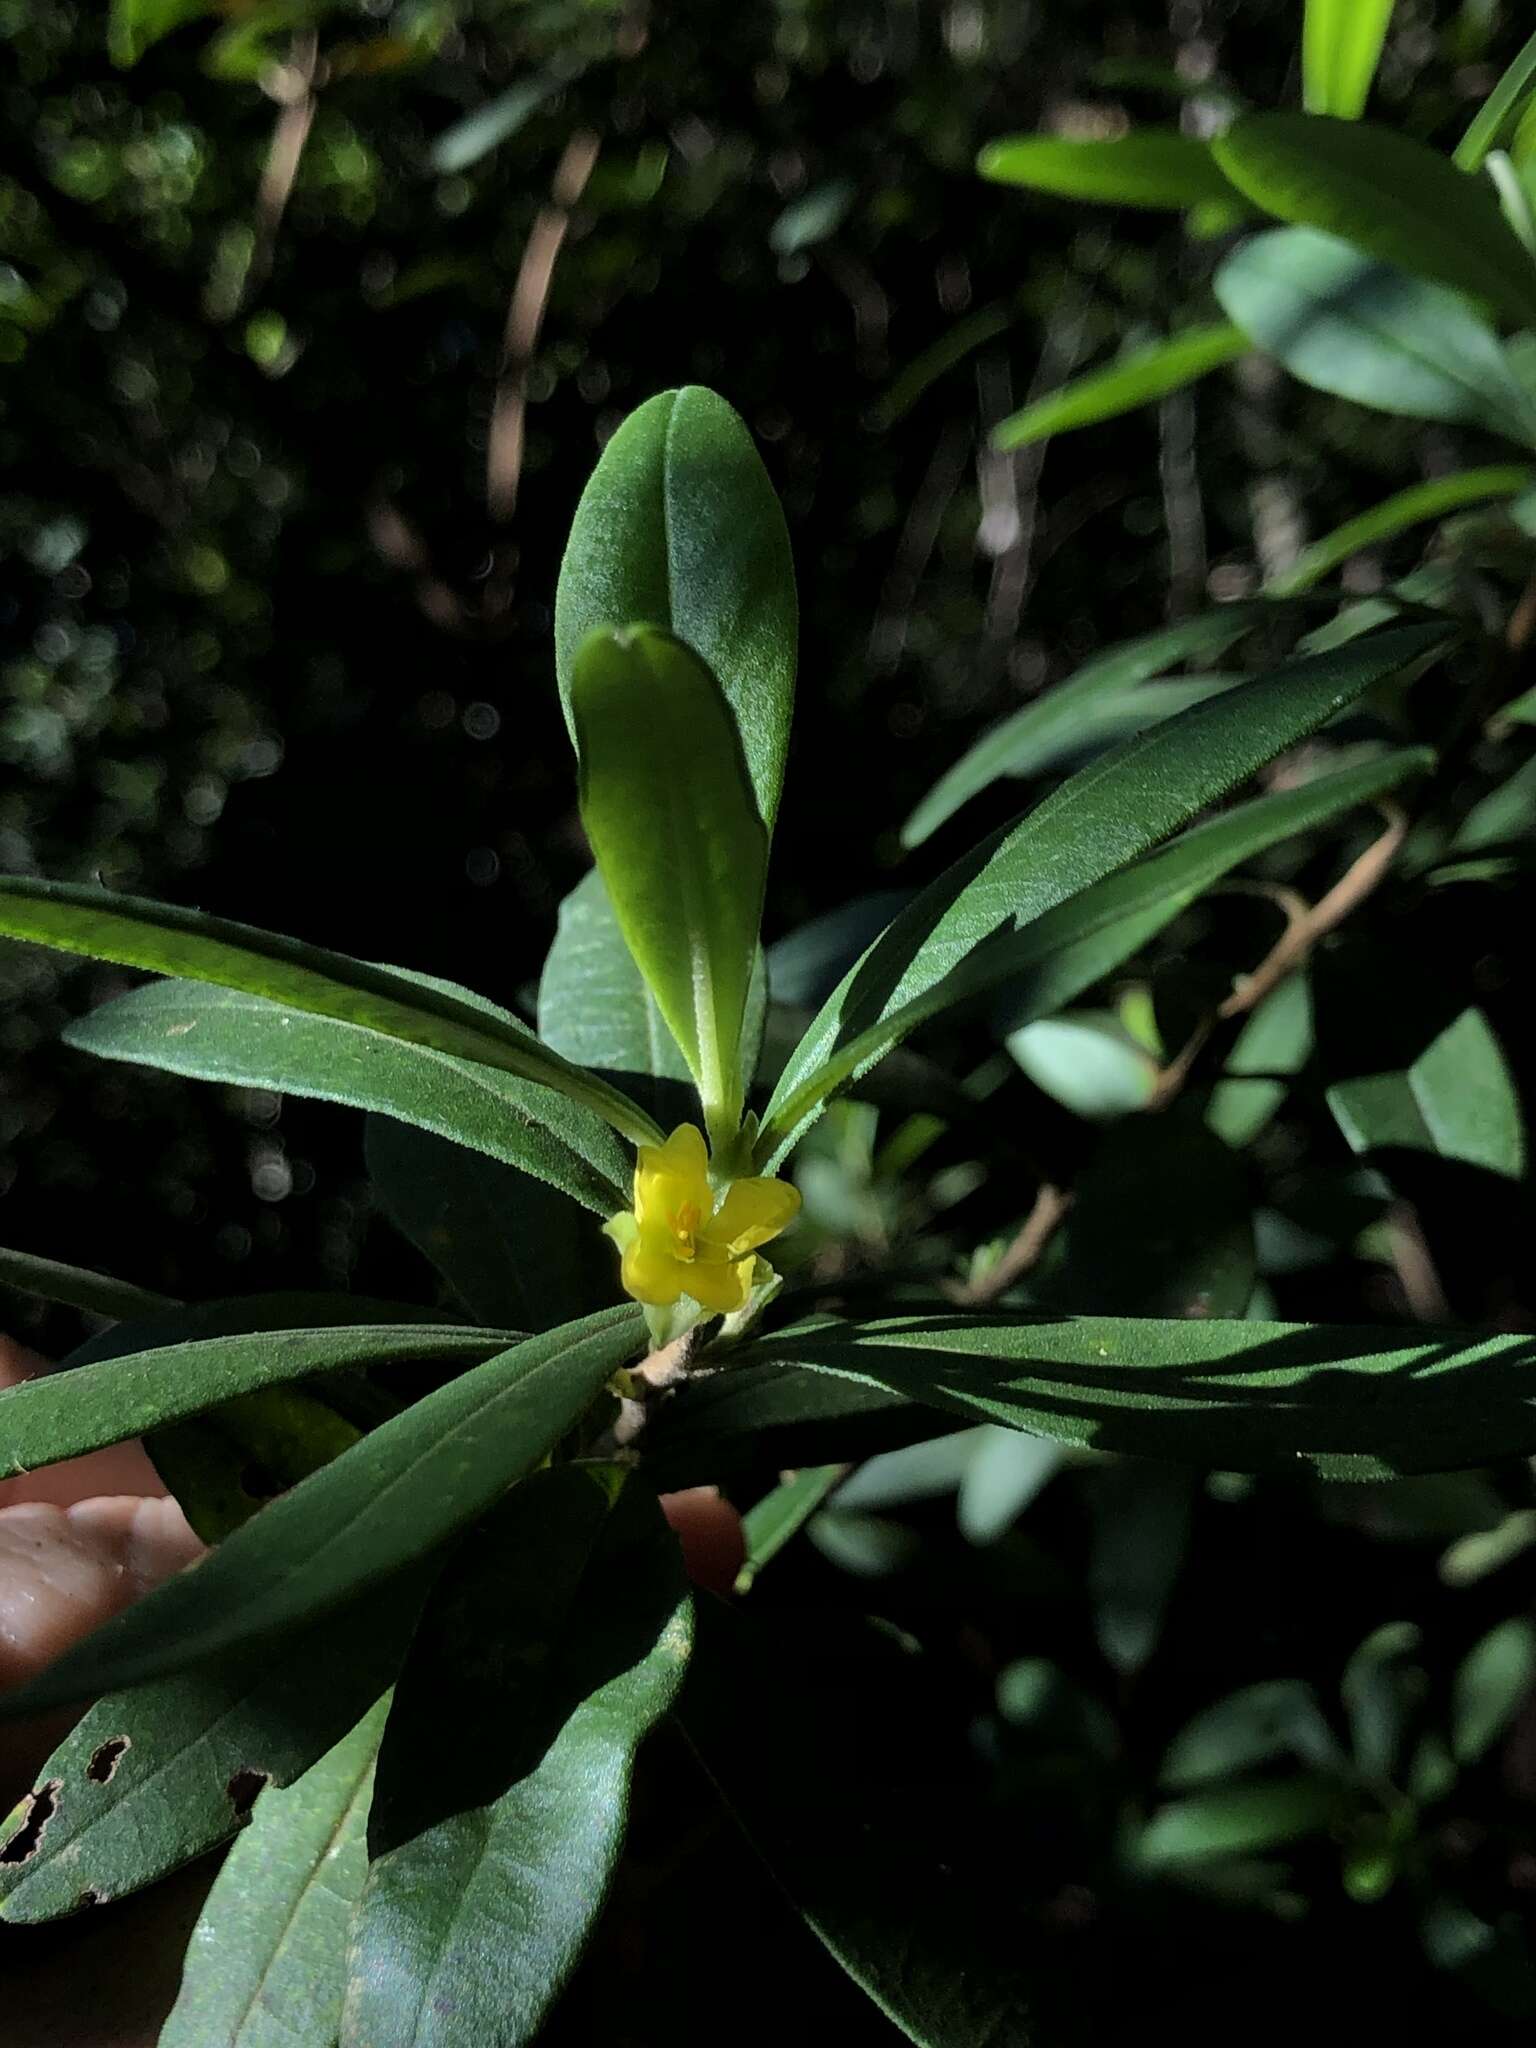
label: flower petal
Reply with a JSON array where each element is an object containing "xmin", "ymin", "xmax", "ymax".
[
  {"xmin": 621, "ymin": 1228, "xmax": 691, "ymax": 1306},
  {"xmin": 708, "ymin": 1174, "xmax": 802, "ymax": 1258},
  {"xmin": 681, "ymin": 1255, "xmax": 755, "ymax": 1315},
  {"xmin": 634, "ymin": 1123, "xmax": 713, "ymax": 1231}
]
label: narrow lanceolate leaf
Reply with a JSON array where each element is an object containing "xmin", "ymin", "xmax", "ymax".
[
  {"xmin": 554, "ymin": 385, "xmax": 798, "ymax": 833},
  {"xmin": 1215, "ymin": 229, "xmax": 1536, "ymax": 444},
  {"xmin": 992, "ymin": 323, "xmax": 1247, "ymax": 451},
  {"xmin": 0, "ymin": 1319, "xmax": 508, "ymax": 1477},
  {"xmin": 903, "ymin": 605, "xmax": 1268, "ymax": 848},
  {"xmin": 0, "ymin": 1306, "xmax": 644, "ymax": 1717},
  {"xmin": 1267, "ymin": 467, "xmax": 1536, "ymax": 596},
  {"xmin": 758, "ymin": 626, "xmax": 1446, "ymax": 1166},
  {"xmin": 681, "ymin": 1605, "xmax": 1056, "ymax": 2048},
  {"xmin": 1328, "ymin": 1006, "xmax": 1526, "ymax": 1180},
  {"xmin": 1455, "ymin": 29, "xmax": 1536, "ymax": 171},
  {"xmin": 158, "ymin": 1700, "xmax": 387, "ymax": 2048},
  {"xmin": 0, "ymin": 876, "xmax": 660, "ymax": 1149},
  {"xmin": 1302, "ymin": 0, "xmax": 1397, "ymax": 120},
  {"xmin": 538, "ymin": 866, "xmax": 769, "ymax": 1122},
  {"xmin": 344, "ymin": 1469, "xmax": 691, "ymax": 2048},
  {"xmin": 0, "ymin": 1575, "xmax": 428, "ymax": 1923},
  {"xmin": 984, "ymin": 753, "xmax": 1424, "ymax": 1045},
  {"xmin": 0, "ymin": 1244, "xmax": 175, "ymax": 1321},
  {"xmin": 1212, "ymin": 114, "xmax": 1536, "ymax": 329},
  {"xmin": 67, "ymin": 973, "xmax": 634, "ymax": 1215},
  {"xmin": 366, "ymin": 1117, "xmax": 616, "ymax": 1331},
  {"xmin": 744, "ymin": 1311, "xmax": 1536, "ymax": 1479},
  {"xmin": 977, "ymin": 131, "xmax": 1241, "ymax": 210},
  {"xmin": 571, "ymin": 627, "xmax": 768, "ymax": 1138}
]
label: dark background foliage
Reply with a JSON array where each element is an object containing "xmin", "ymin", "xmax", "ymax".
[{"xmin": 6, "ymin": 2, "xmax": 1536, "ymax": 2037}]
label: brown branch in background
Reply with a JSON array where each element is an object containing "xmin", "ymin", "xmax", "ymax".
[
  {"xmin": 485, "ymin": 128, "xmax": 601, "ymax": 527},
  {"xmin": 1217, "ymin": 802, "xmax": 1409, "ymax": 1024},
  {"xmin": 1506, "ymin": 566, "xmax": 1536, "ymax": 658},
  {"xmin": 1158, "ymin": 382, "xmax": 1207, "ymax": 616},
  {"xmin": 248, "ymin": 32, "xmax": 319, "ymax": 302},
  {"xmin": 950, "ymin": 1183, "xmax": 1073, "ymax": 1307},
  {"xmin": 1386, "ymin": 1201, "xmax": 1453, "ymax": 1324}
]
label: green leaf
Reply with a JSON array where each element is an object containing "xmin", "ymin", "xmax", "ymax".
[
  {"xmin": 367, "ymin": 1116, "xmax": 615, "ymax": 1330},
  {"xmin": 1207, "ymin": 971, "xmax": 1315, "ymax": 1149},
  {"xmin": 1451, "ymin": 1618, "xmax": 1536, "ymax": 1764},
  {"xmin": 428, "ymin": 76, "xmax": 557, "ymax": 174},
  {"xmin": 158, "ymin": 1700, "xmax": 386, "ymax": 2048},
  {"xmin": 0, "ymin": 1307, "xmax": 643, "ymax": 1717},
  {"xmin": 1327, "ymin": 1006, "xmax": 1525, "ymax": 1180},
  {"xmin": 1455, "ymin": 29, "xmax": 1536, "ymax": 171},
  {"xmin": 150, "ymin": 1384, "xmax": 362, "ymax": 1545},
  {"xmin": 571, "ymin": 627, "xmax": 768, "ymax": 1141},
  {"xmin": 736, "ymin": 1464, "xmax": 848, "ymax": 1590},
  {"xmin": 680, "ymin": 1605, "xmax": 1058, "ymax": 2048},
  {"xmin": 538, "ymin": 866, "xmax": 768, "ymax": 1126},
  {"xmin": 0, "ymin": 1317, "xmax": 508, "ymax": 1478},
  {"xmin": 1267, "ymin": 466, "xmax": 1536, "ymax": 596},
  {"xmin": 344, "ymin": 1468, "xmax": 691, "ymax": 2048},
  {"xmin": 1215, "ymin": 229, "xmax": 1536, "ymax": 443},
  {"xmin": 108, "ymin": 0, "xmax": 213, "ymax": 66},
  {"xmin": 1212, "ymin": 113, "xmax": 1536, "ymax": 329},
  {"xmin": 1006, "ymin": 1012, "xmax": 1159, "ymax": 1120},
  {"xmin": 954, "ymin": 1428, "xmax": 1061, "ymax": 1545},
  {"xmin": 1302, "ymin": 0, "xmax": 1397, "ymax": 120},
  {"xmin": 741, "ymin": 1309, "xmax": 1536, "ymax": 1479},
  {"xmin": 65, "ymin": 968, "xmax": 633, "ymax": 1217},
  {"xmin": 1135, "ymin": 1778, "xmax": 1341, "ymax": 1867},
  {"xmin": 903, "ymin": 607, "xmax": 1268, "ymax": 848},
  {"xmin": 759, "ymin": 628, "xmax": 1446, "ymax": 1165},
  {"xmin": 0, "ymin": 875, "xmax": 660, "ymax": 1151},
  {"xmin": 1342, "ymin": 1620, "xmax": 1423, "ymax": 1781},
  {"xmin": 0, "ymin": 1243, "xmax": 175, "ymax": 1321},
  {"xmin": 554, "ymin": 386, "xmax": 797, "ymax": 833},
  {"xmin": 992, "ymin": 323, "xmax": 1247, "ymax": 451},
  {"xmin": 0, "ymin": 1577, "xmax": 427, "ymax": 1923},
  {"xmin": 1044, "ymin": 1112, "xmax": 1256, "ymax": 1319},
  {"xmin": 1088, "ymin": 1464, "xmax": 1194, "ymax": 1673},
  {"xmin": 977, "ymin": 131, "xmax": 1240, "ymax": 210},
  {"xmin": 1159, "ymin": 1681, "xmax": 1340, "ymax": 1791},
  {"xmin": 770, "ymin": 177, "xmax": 856, "ymax": 253}
]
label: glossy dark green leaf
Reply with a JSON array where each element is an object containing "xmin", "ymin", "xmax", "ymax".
[
  {"xmin": 571, "ymin": 627, "xmax": 768, "ymax": 1140},
  {"xmin": 905, "ymin": 606, "xmax": 1273, "ymax": 850},
  {"xmin": 760, "ymin": 628, "xmax": 1445, "ymax": 1165},
  {"xmin": 157, "ymin": 1700, "xmax": 386, "ymax": 2048},
  {"xmin": 742, "ymin": 1309, "xmax": 1536, "ymax": 1479},
  {"xmin": 1302, "ymin": 0, "xmax": 1397, "ymax": 120},
  {"xmin": 736, "ymin": 1464, "xmax": 849, "ymax": 1590},
  {"xmin": 1215, "ymin": 229, "xmax": 1536, "ymax": 442},
  {"xmin": 0, "ymin": 1317, "xmax": 505, "ymax": 1477},
  {"xmin": 978, "ymin": 131, "xmax": 1240, "ymax": 210},
  {"xmin": 0, "ymin": 1307, "xmax": 643, "ymax": 1717},
  {"xmin": 0, "ymin": 1576, "xmax": 428, "ymax": 1923},
  {"xmin": 65, "ymin": 969, "xmax": 633, "ymax": 1216},
  {"xmin": 0, "ymin": 1243, "xmax": 175, "ymax": 1321},
  {"xmin": 992, "ymin": 323, "xmax": 1247, "ymax": 451},
  {"xmin": 0, "ymin": 875, "xmax": 659, "ymax": 1149},
  {"xmin": 680, "ymin": 1604, "xmax": 1060, "ymax": 2048},
  {"xmin": 1159, "ymin": 1681, "xmax": 1341, "ymax": 1791},
  {"xmin": 554, "ymin": 386, "xmax": 797, "ymax": 832},
  {"xmin": 1212, "ymin": 114, "xmax": 1536, "ymax": 328},
  {"xmin": 344, "ymin": 1468, "xmax": 691, "ymax": 2048},
  {"xmin": 538, "ymin": 866, "xmax": 769, "ymax": 1125},
  {"xmin": 1046, "ymin": 1114, "xmax": 1256, "ymax": 1319},
  {"xmin": 366, "ymin": 1115, "xmax": 614, "ymax": 1331},
  {"xmin": 1207, "ymin": 971, "xmax": 1314, "ymax": 1149},
  {"xmin": 150, "ymin": 1384, "xmax": 362, "ymax": 1545},
  {"xmin": 1327, "ymin": 1006, "xmax": 1525, "ymax": 1180},
  {"xmin": 1135, "ymin": 1778, "xmax": 1341, "ymax": 1867},
  {"xmin": 1268, "ymin": 466, "xmax": 1536, "ymax": 596},
  {"xmin": 1452, "ymin": 1618, "xmax": 1536, "ymax": 1764}
]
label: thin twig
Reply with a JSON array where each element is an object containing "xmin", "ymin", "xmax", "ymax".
[
  {"xmin": 248, "ymin": 32, "xmax": 319, "ymax": 301},
  {"xmin": 1386, "ymin": 1201, "xmax": 1452, "ymax": 1324},
  {"xmin": 486, "ymin": 128, "xmax": 601, "ymax": 527},
  {"xmin": 869, "ymin": 417, "xmax": 973, "ymax": 672},
  {"xmin": 950, "ymin": 1183, "xmax": 1072, "ymax": 1307}
]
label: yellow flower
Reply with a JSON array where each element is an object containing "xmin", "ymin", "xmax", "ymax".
[{"xmin": 608, "ymin": 1123, "xmax": 800, "ymax": 1314}]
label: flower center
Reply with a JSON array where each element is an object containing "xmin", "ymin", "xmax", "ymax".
[{"xmin": 669, "ymin": 1200, "xmax": 702, "ymax": 1261}]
